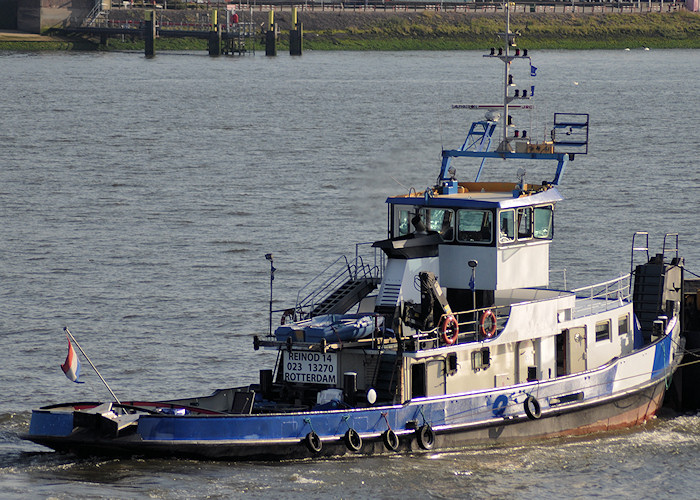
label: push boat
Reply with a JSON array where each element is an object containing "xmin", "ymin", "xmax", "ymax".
[{"xmin": 24, "ymin": 14, "xmax": 687, "ymax": 461}]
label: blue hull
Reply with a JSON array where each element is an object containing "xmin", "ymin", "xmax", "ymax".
[{"xmin": 24, "ymin": 334, "xmax": 680, "ymax": 460}]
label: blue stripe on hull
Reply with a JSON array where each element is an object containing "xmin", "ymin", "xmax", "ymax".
[{"xmin": 25, "ymin": 331, "xmax": 679, "ymax": 459}]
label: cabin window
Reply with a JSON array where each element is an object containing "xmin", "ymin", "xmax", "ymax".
[
  {"xmin": 457, "ymin": 209, "xmax": 493, "ymax": 244},
  {"xmin": 499, "ymin": 210, "xmax": 515, "ymax": 243},
  {"xmin": 533, "ymin": 205, "xmax": 554, "ymax": 240},
  {"xmin": 517, "ymin": 207, "xmax": 532, "ymax": 240},
  {"xmin": 595, "ymin": 320, "xmax": 611, "ymax": 342},
  {"xmin": 418, "ymin": 208, "xmax": 454, "ymax": 240},
  {"xmin": 471, "ymin": 348, "xmax": 491, "ymax": 371},
  {"xmin": 618, "ymin": 315, "xmax": 629, "ymax": 336}
]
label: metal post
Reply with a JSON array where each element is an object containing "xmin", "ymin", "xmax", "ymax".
[
  {"xmin": 266, "ymin": 254, "xmax": 275, "ymax": 336},
  {"xmin": 144, "ymin": 10, "xmax": 156, "ymax": 58},
  {"xmin": 265, "ymin": 10, "xmax": 276, "ymax": 56},
  {"xmin": 468, "ymin": 260, "xmax": 478, "ymax": 335},
  {"xmin": 64, "ymin": 327, "xmax": 121, "ymax": 404}
]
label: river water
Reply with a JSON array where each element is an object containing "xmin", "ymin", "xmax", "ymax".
[{"xmin": 1, "ymin": 48, "xmax": 699, "ymax": 498}]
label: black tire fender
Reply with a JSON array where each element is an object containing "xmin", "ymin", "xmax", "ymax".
[
  {"xmin": 524, "ymin": 395, "xmax": 542, "ymax": 420},
  {"xmin": 416, "ymin": 424, "xmax": 435, "ymax": 450},
  {"xmin": 382, "ymin": 429, "xmax": 400, "ymax": 451},
  {"xmin": 344, "ymin": 428, "xmax": 362, "ymax": 452},
  {"xmin": 304, "ymin": 431, "xmax": 322, "ymax": 453}
]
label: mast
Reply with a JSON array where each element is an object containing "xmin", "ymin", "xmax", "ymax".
[
  {"xmin": 497, "ymin": 1, "xmax": 519, "ymax": 152},
  {"xmin": 502, "ymin": 1, "xmax": 510, "ymax": 149}
]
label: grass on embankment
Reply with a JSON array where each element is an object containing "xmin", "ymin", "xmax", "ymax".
[
  {"xmin": 301, "ymin": 11, "xmax": 700, "ymax": 50},
  {"xmin": 1, "ymin": 11, "xmax": 698, "ymax": 51}
]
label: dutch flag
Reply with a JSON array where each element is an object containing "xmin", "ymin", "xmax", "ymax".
[{"xmin": 61, "ymin": 337, "xmax": 84, "ymax": 383}]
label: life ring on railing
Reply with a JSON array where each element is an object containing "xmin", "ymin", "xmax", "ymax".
[
  {"xmin": 439, "ymin": 315, "xmax": 459, "ymax": 345},
  {"xmin": 480, "ymin": 310, "xmax": 497, "ymax": 338},
  {"xmin": 280, "ymin": 308, "xmax": 296, "ymax": 325}
]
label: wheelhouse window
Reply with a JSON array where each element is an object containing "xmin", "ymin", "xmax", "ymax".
[
  {"xmin": 392, "ymin": 206, "xmax": 455, "ymax": 240},
  {"xmin": 595, "ymin": 320, "xmax": 611, "ymax": 342},
  {"xmin": 500, "ymin": 205, "xmax": 552, "ymax": 244},
  {"xmin": 397, "ymin": 208, "xmax": 411, "ymax": 237},
  {"xmin": 457, "ymin": 209, "xmax": 493, "ymax": 244},
  {"xmin": 517, "ymin": 207, "xmax": 532, "ymax": 240},
  {"xmin": 499, "ymin": 210, "xmax": 515, "ymax": 243},
  {"xmin": 420, "ymin": 208, "xmax": 454, "ymax": 240},
  {"xmin": 533, "ymin": 205, "xmax": 554, "ymax": 240}
]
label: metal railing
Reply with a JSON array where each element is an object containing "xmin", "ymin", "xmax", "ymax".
[
  {"xmin": 293, "ymin": 249, "xmax": 382, "ymax": 318},
  {"xmin": 571, "ymin": 274, "xmax": 631, "ymax": 318},
  {"xmin": 408, "ymin": 305, "xmax": 510, "ymax": 351}
]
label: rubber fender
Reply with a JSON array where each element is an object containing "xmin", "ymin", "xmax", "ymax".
[
  {"xmin": 382, "ymin": 429, "xmax": 400, "ymax": 451},
  {"xmin": 344, "ymin": 428, "xmax": 362, "ymax": 452},
  {"xmin": 304, "ymin": 431, "xmax": 322, "ymax": 453},
  {"xmin": 524, "ymin": 395, "xmax": 542, "ymax": 420},
  {"xmin": 416, "ymin": 424, "xmax": 435, "ymax": 450}
]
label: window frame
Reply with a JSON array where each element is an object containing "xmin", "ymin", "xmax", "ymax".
[
  {"xmin": 456, "ymin": 208, "xmax": 494, "ymax": 245},
  {"xmin": 618, "ymin": 314, "xmax": 630, "ymax": 336},
  {"xmin": 533, "ymin": 204, "xmax": 554, "ymax": 240},
  {"xmin": 516, "ymin": 206, "xmax": 533, "ymax": 241},
  {"xmin": 419, "ymin": 207, "xmax": 455, "ymax": 241},
  {"xmin": 595, "ymin": 320, "xmax": 611, "ymax": 342},
  {"xmin": 499, "ymin": 209, "xmax": 516, "ymax": 244}
]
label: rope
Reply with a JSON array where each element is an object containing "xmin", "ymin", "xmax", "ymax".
[
  {"xmin": 684, "ymin": 268, "xmax": 700, "ymax": 279},
  {"xmin": 303, "ymin": 417, "xmax": 315, "ymax": 434},
  {"xmin": 381, "ymin": 412, "xmax": 393, "ymax": 431},
  {"xmin": 418, "ymin": 406, "xmax": 429, "ymax": 426}
]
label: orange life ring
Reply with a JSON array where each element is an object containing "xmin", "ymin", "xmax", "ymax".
[
  {"xmin": 480, "ymin": 310, "xmax": 497, "ymax": 338},
  {"xmin": 440, "ymin": 315, "xmax": 459, "ymax": 345}
]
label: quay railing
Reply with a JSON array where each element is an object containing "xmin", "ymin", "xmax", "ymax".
[{"xmin": 98, "ymin": 0, "xmax": 685, "ymax": 16}]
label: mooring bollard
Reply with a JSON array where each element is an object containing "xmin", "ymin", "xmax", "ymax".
[
  {"xmin": 208, "ymin": 10, "xmax": 221, "ymax": 56},
  {"xmin": 265, "ymin": 10, "xmax": 276, "ymax": 57},
  {"xmin": 144, "ymin": 10, "xmax": 156, "ymax": 58},
  {"xmin": 289, "ymin": 7, "xmax": 302, "ymax": 56}
]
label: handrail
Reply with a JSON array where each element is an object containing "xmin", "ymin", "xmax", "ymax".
[
  {"xmin": 662, "ymin": 233, "xmax": 679, "ymax": 261},
  {"xmin": 295, "ymin": 255, "xmax": 351, "ymax": 312},
  {"xmin": 83, "ymin": 0, "xmax": 103, "ymax": 27},
  {"xmin": 571, "ymin": 274, "xmax": 631, "ymax": 318},
  {"xmin": 571, "ymin": 273, "xmax": 631, "ymax": 295},
  {"xmin": 294, "ymin": 251, "xmax": 382, "ymax": 317},
  {"xmin": 407, "ymin": 305, "xmax": 510, "ymax": 351}
]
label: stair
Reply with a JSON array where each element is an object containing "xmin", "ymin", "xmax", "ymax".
[
  {"xmin": 633, "ymin": 260, "xmax": 664, "ymax": 342},
  {"xmin": 311, "ymin": 277, "xmax": 380, "ymax": 317}
]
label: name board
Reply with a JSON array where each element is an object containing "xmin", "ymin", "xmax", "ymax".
[{"xmin": 282, "ymin": 351, "xmax": 338, "ymax": 385}]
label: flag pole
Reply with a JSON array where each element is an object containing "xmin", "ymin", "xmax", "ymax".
[{"xmin": 64, "ymin": 327, "xmax": 121, "ymax": 404}]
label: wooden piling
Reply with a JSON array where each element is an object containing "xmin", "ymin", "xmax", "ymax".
[{"xmin": 144, "ymin": 10, "xmax": 155, "ymax": 58}]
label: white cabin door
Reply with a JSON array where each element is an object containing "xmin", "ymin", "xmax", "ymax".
[
  {"xmin": 516, "ymin": 340, "xmax": 536, "ymax": 383},
  {"xmin": 567, "ymin": 327, "xmax": 587, "ymax": 373}
]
